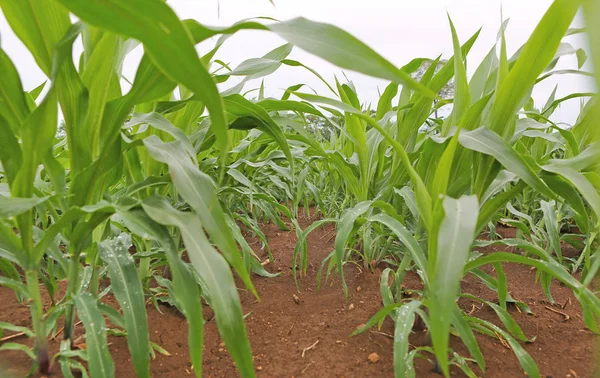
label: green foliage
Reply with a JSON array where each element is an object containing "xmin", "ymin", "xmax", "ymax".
[{"xmin": 0, "ymin": 0, "xmax": 598, "ymax": 377}]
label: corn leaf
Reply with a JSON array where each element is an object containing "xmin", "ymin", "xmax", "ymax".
[
  {"xmin": 429, "ymin": 195, "xmax": 479, "ymax": 377},
  {"xmin": 0, "ymin": 195, "xmax": 50, "ymax": 219},
  {"xmin": 268, "ymin": 18, "xmax": 434, "ymax": 97},
  {"xmin": 143, "ymin": 135, "xmax": 256, "ymax": 296},
  {"xmin": 117, "ymin": 207, "xmax": 204, "ymax": 378},
  {"xmin": 459, "ymin": 127, "xmax": 555, "ymax": 199},
  {"xmin": 489, "ymin": 0, "xmax": 580, "ymax": 138},
  {"xmin": 98, "ymin": 234, "xmax": 151, "ymax": 378},
  {"xmin": 392, "ymin": 300, "xmax": 422, "ymax": 378},
  {"xmin": 74, "ymin": 293, "xmax": 115, "ymax": 378},
  {"xmin": 58, "ymin": 0, "xmax": 230, "ymax": 159},
  {"xmin": 142, "ymin": 197, "xmax": 255, "ymax": 377}
]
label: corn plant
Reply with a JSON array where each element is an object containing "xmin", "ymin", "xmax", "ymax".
[
  {"xmin": 286, "ymin": 1, "xmax": 600, "ymax": 376},
  {"xmin": 0, "ymin": 0, "xmax": 598, "ymax": 377},
  {"xmin": 0, "ymin": 0, "xmax": 439, "ymax": 376}
]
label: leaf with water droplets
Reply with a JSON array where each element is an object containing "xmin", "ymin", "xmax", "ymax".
[
  {"xmin": 74, "ymin": 293, "xmax": 114, "ymax": 378},
  {"xmin": 99, "ymin": 234, "xmax": 150, "ymax": 378}
]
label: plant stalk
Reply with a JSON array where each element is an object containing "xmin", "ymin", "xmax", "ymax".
[
  {"xmin": 89, "ymin": 250, "xmax": 102, "ymax": 299},
  {"xmin": 63, "ymin": 252, "xmax": 81, "ymax": 345},
  {"xmin": 25, "ymin": 269, "xmax": 50, "ymax": 375}
]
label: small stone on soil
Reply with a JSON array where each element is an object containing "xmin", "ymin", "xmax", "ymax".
[
  {"xmin": 356, "ymin": 286, "xmax": 361, "ymax": 292},
  {"xmin": 367, "ymin": 352, "xmax": 380, "ymax": 363},
  {"xmin": 348, "ymin": 303, "xmax": 355, "ymax": 311}
]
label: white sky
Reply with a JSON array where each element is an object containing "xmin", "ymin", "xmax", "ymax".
[{"xmin": 0, "ymin": 0, "xmax": 595, "ymax": 124}]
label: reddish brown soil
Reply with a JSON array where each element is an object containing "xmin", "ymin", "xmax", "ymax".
[{"xmin": 0, "ymin": 219, "xmax": 597, "ymax": 378}]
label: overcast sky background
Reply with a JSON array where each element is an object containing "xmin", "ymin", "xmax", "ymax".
[{"xmin": 0, "ymin": 0, "xmax": 595, "ymax": 124}]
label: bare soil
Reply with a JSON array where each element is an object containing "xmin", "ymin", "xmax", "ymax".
[{"xmin": 0, "ymin": 216, "xmax": 597, "ymax": 377}]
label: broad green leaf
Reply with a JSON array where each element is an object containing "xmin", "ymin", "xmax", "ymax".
[
  {"xmin": 80, "ymin": 31, "xmax": 124, "ymax": 158},
  {"xmin": 58, "ymin": 0, "xmax": 230, "ymax": 159},
  {"xmin": 0, "ymin": 48, "xmax": 30, "ymax": 132},
  {"xmin": 375, "ymin": 83, "xmax": 398, "ymax": 121},
  {"xmin": 51, "ymin": 22, "xmax": 90, "ymax": 175},
  {"xmin": 540, "ymin": 174, "xmax": 589, "ymax": 235},
  {"xmin": 0, "ymin": 277, "xmax": 28, "ymax": 300},
  {"xmin": 0, "ymin": 195, "xmax": 49, "ymax": 219},
  {"xmin": 489, "ymin": 0, "xmax": 580, "ymax": 139},
  {"xmin": 126, "ymin": 112, "xmax": 195, "ymax": 157},
  {"xmin": 12, "ymin": 88, "xmax": 58, "ymax": 198},
  {"xmin": 459, "ymin": 127, "xmax": 555, "ymax": 199},
  {"xmin": 98, "ymin": 234, "xmax": 150, "ymax": 378},
  {"xmin": 399, "ymin": 30, "xmax": 480, "ymax": 149},
  {"xmin": 542, "ymin": 163, "xmax": 600, "ymax": 220},
  {"xmin": 394, "ymin": 187, "xmax": 418, "ymax": 221},
  {"xmin": 469, "ymin": 46, "xmax": 497, "ymax": 103},
  {"xmin": 28, "ymin": 81, "xmax": 46, "ymax": 101},
  {"xmin": 0, "ymin": 1, "xmax": 71, "ymax": 76},
  {"xmin": 392, "ymin": 301, "xmax": 422, "ymax": 378},
  {"xmin": 117, "ymin": 207, "xmax": 204, "ymax": 378},
  {"xmin": 582, "ymin": 0, "xmax": 600, "ymax": 97},
  {"xmin": 0, "ymin": 117, "xmax": 23, "ymax": 186},
  {"xmin": 0, "ymin": 221, "xmax": 22, "ymax": 265},
  {"xmin": 495, "ymin": 263, "xmax": 508, "ymax": 309},
  {"xmin": 143, "ymin": 136, "xmax": 256, "ymax": 296},
  {"xmin": 74, "ymin": 293, "xmax": 115, "ymax": 378},
  {"xmin": 429, "ymin": 195, "xmax": 478, "ymax": 377},
  {"xmin": 268, "ymin": 18, "xmax": 434, "ymax": 97},
  {"xmin": 98, "ymin": 303, "xmax": 125, "ymax": 329},
  {"xmin": 463, "ymin": 294, "xmax": 530, "ymax": 342},
  {"xmin": 546, "ymin": 142, "xmax": 600, "ymax": 172},
  {"xmin": 430, "ymin": 128, "xmax": 461, "ymax": 207},
  {"xmin": 224, "ymin": 94, "xmax": 293, "ymax": 163}
]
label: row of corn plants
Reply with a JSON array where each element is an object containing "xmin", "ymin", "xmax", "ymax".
[{"xmin": 0, "ymin": 0, "xmax": 598, "ymax": 377}]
